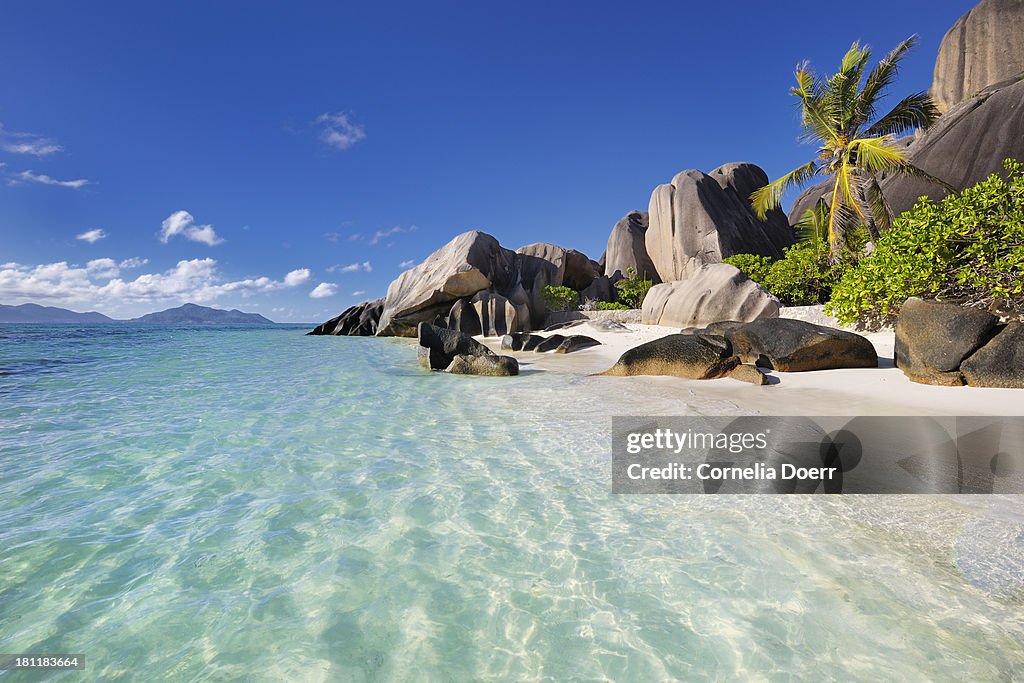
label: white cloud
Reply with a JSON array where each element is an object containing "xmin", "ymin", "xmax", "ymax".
[
  {"xmin": 0, "ymin": 258, "xmax": 311, "ymax": 307},
  {"xmin": 10, "ymin": 170, "xmax": 89, "ymax": 189},
  {"xmin": 309, "ymin": 282, "xmax": 338, "ymax": 298},
  {"xmin": 119, "ymin": 257, "xmax": 148, "ymax": 269},
  {"xmin": 315, "ymin": 112, "xmax": 366, "ymax": 151},
  {"xmin": 0, "ymin": 123, "xmax": 63, "ymax": 157},
  {"xmin": 351, "ymin": 290, "xmax": 367, "ymax": 297},
  {"xmin": 399, "ymin": 259, "xmax": 416, "ymax": 269},
  {"xmin": 348, "ymin": 233, "xmax": 361, "ymax": 241},
  {"xmin": 370, "ymin": 225, "xmax": 417, "ymax": 246},
  {"xmin": 328, "ymin": 261, "xmax": 372, "ymax": 274},
  {"xmin": 76, "ymin": 228, "xmax": 107, "ymax": 243},
  {"xmin": 159, "ymin": 210, "xmax": 224, "ymax": 246},
  {"xmin": 284, "ymin": 269, "xmax": 311, "ymax": 286}
]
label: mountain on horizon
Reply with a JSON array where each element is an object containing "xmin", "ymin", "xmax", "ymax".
[
  {"xmin": 0, "ymin": 303, "xmax": 117, "ymax": 323},
  {"xmin": 131, "ymin": 303, "xmax": 273, "ymax": 324}
]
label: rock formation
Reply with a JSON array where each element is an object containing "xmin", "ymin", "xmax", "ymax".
[
  {"xmin": 894, "ymin": 297, "xmax": 1000, "ymax": 385},
  {"xmin": 306, "ymin": 298, "xmax": 384, "ymax": 336},
  {"xmin": 640, "ymin": 263, "xmax": 780, "ymax": 328},
  {"xmin": 931, "ymin": 0, "xmax": 1024, "ymax": 113},
  {"xmin": 646, "ymin": 162, "xmax": 794, "ymax": 282},
  {"xmin": 726, "ymin": 319, "xmax": 878, "ymax": 372},
  {"xmin": 598, "ymin": 333, "xmax": 740, "ymax": 380},
  {"xmin": 604, "ymin": 211, "xmax": 659, "ymax": 283}
]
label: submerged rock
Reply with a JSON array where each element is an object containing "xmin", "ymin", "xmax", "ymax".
[
  {"xmin": 417, "ymin": 322, "xmax": 495, "ymax": 370},
  {"xmin": 446, "ymin": 354, "xmax": 519, "ymax": 376},
  {"xmin": 597, "ymin": 334, "xmax": 739, "ymax": 380}
]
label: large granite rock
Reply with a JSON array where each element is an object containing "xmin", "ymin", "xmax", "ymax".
[
  {"xmin": 597, "ymin": 334, "xmax": 739, "ymax": 380},
  {"xmin": 555, "ymin": 335, "xmax": 601, "ymax": 354},
  {"xmin": 646, "ymin": 162, "xmax": 795, "ymax": 282},
  {"xmin": 894, "ymin": 297, "xmax": 999, "ymax": 385},
  {"xmin": 961, "ymin": 322, "xmax": 1024, "ymax": 387},
  {"xmin": 471, "ymin": 290, "xmax": 530, "ymax": 336},
  {"xmin": 446, "ymin": 353, "xmax": 519, "ymax": 376},
  {"xmin": 307, "ymin": 298, "xmax": 384, "ymax": 336},
  {"xmin": 563, "ymin": 249, "xmax": 599, "ymax": 291},
  {"xmin": 790, "ymin": 78, "xmax": 1024, "ymax": 222},
  {"xmin": 931, "ymin": 0, "xmax": 1024, "ymax": 113},
  {"xmin": 727, "ymin": 318, "xmax": 878, "ymax": 372},
  {"xmin": 604, "ymin": 211, "xmax": 659, "ymax": 283},
  {"xmin": 378, "ymin": 231, "xmax": 517, "ymax": 336},
  {"xmin": 446, "ymin": 298, "xmax": 483, "ymax": 336},
  {"xmin": 417, "ymin": 322, "xmax": 495, "ymax": 370},
  {"xmin": 641, "ymin": 263, "xmax": 780, "ymax": 327}
]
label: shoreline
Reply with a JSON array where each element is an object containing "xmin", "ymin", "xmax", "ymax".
[{"xmin": 476, "ymin": 320, "xmax": 1024, "ymax": 417}]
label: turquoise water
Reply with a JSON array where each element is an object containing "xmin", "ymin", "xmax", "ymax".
[{"xmin": 2, "ymin": 324, "xmax": 1023, "ymax": 681}]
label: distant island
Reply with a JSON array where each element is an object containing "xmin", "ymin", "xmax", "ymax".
[
  {"xmin": 130, "ymin": 303, "xmax": 273, "ymax": 324},
  {"xmin": 0, "ymin": 302, "xmax": 273, "ymax": 324}
]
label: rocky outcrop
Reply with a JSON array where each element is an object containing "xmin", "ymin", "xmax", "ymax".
[
  {"xmin": 598, "ymin": 334, "xmax": 739, "ymax": 380},
  {"xmin": 307, "ymin": 298, "xmax": 384, "ymax": 336},
  {"xmin": 604, "ymin": 211, "xmax": 659, "ymax": 282},
  {"xmin": 555, "ymin": 335, "xmax": 601, "ymax": 354},
  {"xmin": 377, "ymin": 231, "xmax": 517, "ymax": 336},
  {"xmin": 417, "ymin": 322, "xmax": 496, "ymax": 370},
  {"xmin": 514, "ymin": 243, "xmax": 596, "ymax": 326},
  {"xmin": 500, "ymin": 332, "xmax": 602, "ymax": 354},
  {"xmin": 646, "ymin": 162, "xmax": 794, "ymax": 281},
  {"xmin": 535, "ymin": 335, "xmax": 566, "ymax": 353},
  {"xmin": 931, "ymin": 0, "xmax": 1024, "ymax": 113},
  {"xmin": 446, "ymin": 354, "xmax": 519, "ymax": 376},
  {"xmin": 580, "ymin": 275, "xmax": 614, "ymax": 304},
  {"xmin": 960, "ymin": 322, "xmax": 1024, "ymax": 388},
  {"xmin": 471, "ymin": 290, "xmax": 530, "ymax": 337},
  {"xmin": 790, "ymin": 77, "xmax": 1024, "ymax": 223},
  {"xmin": 563, "ymin": 249, "xmax": 599, "ymax": 291},
  {"xmin": 892, "ymin": 297, "xmax": 1024, "ymax": 387},
  {"xmin": 726, "ymin": 318, "xmax": 878, "ymax": 372},
  {"xmin": 446, "ymin": 298, "xmax": 483, "ymax": 336},
  {"xmin": 501, "ymin": 333, "xmax": 545, "ymax": 351},
  {"xmin": 894, "ymin": 297, "xmax": 999, "ymax": 385},
  {"xmin": 641, "ymin": 263, "xmax": 780, "ymax": 328}
]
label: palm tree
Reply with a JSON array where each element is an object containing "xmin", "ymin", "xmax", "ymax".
[{"xmin": 751, "ymin": 36, "xmax": 952, "ymax": 257}]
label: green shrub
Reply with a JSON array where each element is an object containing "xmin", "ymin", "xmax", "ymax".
[
  {"xmin": 725, "ymin": 246, "xmax": 841, "ymax": 307},
  {"xmin": 723, "ymin": 253, "xmax": 772, "ymax": 285},
  {"xmin": 596, "ymin": 301, "xmax": 628, "ymax": 311},
  {"xmin": 827, "ymin": 159, "xmax": 1024, "ymax": 329},
  {"xmin": 541, "ymin": 285, "xmax": 579, "ymax": 311},
  {"xmin": 615, "ymin": 267, "xmax": 654, "ymax": 308}
]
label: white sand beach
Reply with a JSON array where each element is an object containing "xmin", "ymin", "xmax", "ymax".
[{"xmin": 480, "ymin": 320, "xmax": 1024, "ymax": 417}]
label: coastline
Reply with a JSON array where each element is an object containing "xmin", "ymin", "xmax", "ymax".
[{"xmin": 477, "ymin": 320, "xmax": 1024, "ymax": 417}]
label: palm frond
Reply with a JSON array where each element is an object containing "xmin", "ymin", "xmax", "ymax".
[
  {"xmin": 865, "ymin": 91, "xmax": 940, "ymax": 137},
  {"xmin": 750, "ymin": 160, "xmax": 819, "ymax": 218},
  {"xmin": 855, "ymin": 35, "xmax": 918, "ymax": 125},
  {"xmin": 851, "ymin": 136, "xmax": 909, "ymax": 174},
  {"xmin": 896, "ymin": 162, "xmax": 957, "ymax": 193},
  {"xmin": 862, "ymin": 174, "xmax": 893, "ymax": 234},
  {"xmin": 794, "ymin": 198, "xmax": 830, "ymax": 249}
]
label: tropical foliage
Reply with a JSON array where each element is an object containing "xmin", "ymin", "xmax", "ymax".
[
  {"xmin": 541, "ymin": 285, "xmax": 579, "ymax": 311},
  {"xmin": 827, "ymin": 159, "xmax": 1024, "ymax": 328},
  {"xmin": 751, "ymin": 36, "xmax": 950, "ymax": 256},
  {"xmin": 613, "ymin": 267, "xmax": 654, "ymax": 309}
]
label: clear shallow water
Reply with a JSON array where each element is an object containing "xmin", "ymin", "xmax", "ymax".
[{"xmin": 1, "ymin": 324, "xmax": 1023, "ymax": 682}]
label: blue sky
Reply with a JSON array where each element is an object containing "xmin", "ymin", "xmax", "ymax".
[{"xmin": 0, "ymin": 1, "xmax": 973, "ymax": 321}]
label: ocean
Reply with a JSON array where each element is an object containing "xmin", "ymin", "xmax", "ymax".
[{"xmin": 1, "ymin": 324, "xmax": 1023, "ymax": 681}]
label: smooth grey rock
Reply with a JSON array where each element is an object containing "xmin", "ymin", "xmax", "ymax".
[
  {"xmin": 535, "ymin": 334, "xmax": 567, "ymax": 352},
  {"xmin": 417, "ymin": 322, "xmax": 495, "ymax": 370},
  {"xmin": 604, "ymin": 210, "xmax": 659, "ymax": 283},
  {"xmin": 501, "ymin": 332, "xmax": 545, "ymax": 351},
  {"xmin": 641, "ymin": 263, "xmax": 780, "ymax": 327},
  {"xmin": 597, "ymin": 334, "xmax": 739, "ymax": 380},
  {"xmin": 471, "ymin": 290, "xmax": 530, "ymax": 337},
  {"xmin": 728, "ymin": 318, "xmax": 878, "ymax": 372},
  {"xmin": 646, "ymin": 163, "xmax": 794, "ymax": 281},
  {"xmin": 931, "ymin": 0, "xmax": 1024, "ymax": 113},
  {"xmin": 307, "ymin": 298, "xmax": 384, "ymax": 336},
  {"xmin": 446, "ymin": 298, "xmax": 482, "ymax": 336},
  {"xmin": 580, "ymin": 275, "xmax": 614, "ymax": 304},
  {"xmin": 446, "ymin": 353, "xmax": 519, "ymax": 376},
  {"xmin": 378, "ymin": 231, "xmax": 516, "ymax": 337},
  {"xmin": 555, "ymin": 335, "xmax": 601, "ymax": 354},
  {"xmin": 961, "ymin": 322, "xmax": 1024, "ymax": 387},
  {"xmin": 894, "ymin": 297, "xmax": 999, "ymax": 385},
  {"xmin": 564, "ymin": 249, "xmax": 599, "ymax": 291}
]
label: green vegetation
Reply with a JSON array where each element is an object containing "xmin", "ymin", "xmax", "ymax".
[
  {"xmin": 725, "ymin": 244, "xmax": 842, "ymax": 307},
  {"xmin": 541, "ymin": 285, "xmax": 579, "ymax": 311},
  {"xmin": 596, "ymin": 301, "xmax": 628, "ymax": 311},
  {"xmin": 827, "ymin": 159, "xmax": 1024, "ymax": 329},
  {"xmin": 750, "ymin": 35, "xmax": 949, "ymax": 257},
  {"xmin": 614, "ymin": 267, "xmax": 654, "ymax": 309}
]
